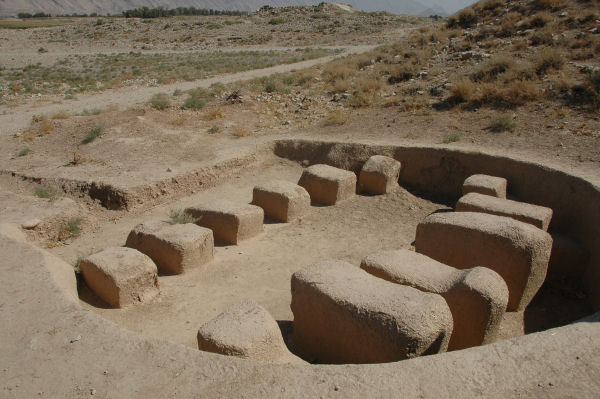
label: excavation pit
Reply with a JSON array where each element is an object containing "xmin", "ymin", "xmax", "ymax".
[{"xmin": 6, "ymin": 139, "xmax": 598, "ymax": 395}]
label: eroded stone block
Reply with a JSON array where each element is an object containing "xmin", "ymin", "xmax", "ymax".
[
  {"xmin": 462, "ymin": 174, "xmax": 507, "ymax": 198},
  {"xmin": 251, "ymin": 180, "xmax": 310, "ymax": 222},
  {"xmin": 125, "ymin": 221, "xmax": 214, "ymax": 275},
  {"xmin": 291, "ymin": 260, "xmax": 453, "ymax": 364},
  {"xmin": 197, "ymin": 300, "xmax": 301, "ymax": 364},
  {"xmin": 298, "ymin": 164, "xmax": 356, "ymax": 205},
  {"xmin": 361, "ymin": 249, "xmax": 508, "ymax": 350},
  {"xmin": 358, "ymin": 155, "xmax": 402, "ymax": 195},
  {"xmin": 456, "ymin": 192, "xmax": 553, "ymax": 231},
  {"xmin": 185, "ymin": 200, "xmax": 263, "ymax": 245},
  {"xmin": 415, "ymin": 212, "xmax": 552, "ymax": 311},
  {"xmin": 80, "ymin": 247, "xmax": 159, "ymax": 308}
]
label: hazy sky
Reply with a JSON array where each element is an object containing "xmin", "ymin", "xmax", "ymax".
[{"xmin": 419, "ymin": 0, "xmax": 477, "ymax": 13}]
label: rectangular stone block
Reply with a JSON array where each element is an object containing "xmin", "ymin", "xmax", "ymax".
[
  {"xmin": 358, "ymin": 155, "xmax": 402, "ymax": 195},
  {"xmin": 291, "ymin": 260, "xmax": 453, "ymax": 364},
  {"xmin": 125, "ymin": 221, "xmax": 214, "ymax": 275},
  {"xmin": 298, "ymin": 164, "xmax": 356, "ymax": 205},
  {"xmin": 361, "ymin": 249, "xmax": 508, "ymax": 350},
  {"xmin": 80, "ymin": 247, "xmax": 159, "ymax": 308},
  {"xmin": 456, "ymin": 192, "xmax": 553, "ymax": 231},
  {"xmin": 415, "ymin": 212, "xmax": 553, "ymax": 311},
  {"xmin": 186, "ymin": 200, "xmax": 263, "ymax": 245},
  {"xmin": 462, "ymin": 174, "xmax": 507, "ymax": 198},
  {"xmin": 197, "ymin": 300, "xmax": 301, "ymax": 364},
  {"xmin": 251, "ymin": 180, "xmax": 310, "ymax": 222}
]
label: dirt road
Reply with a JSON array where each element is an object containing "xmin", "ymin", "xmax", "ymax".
[{"xmin": 0, "ymin": 45, "xmax": 376, "ymax": 136}]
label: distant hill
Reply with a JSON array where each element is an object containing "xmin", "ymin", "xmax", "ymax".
[{"xmin": 0, "ymin": 0, "xmax": 450, "ymax": 18}]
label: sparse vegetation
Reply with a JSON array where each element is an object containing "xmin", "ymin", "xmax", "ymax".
[
  {"xmin": 488, "ymin": 115, "xmax": 517, "ymax": 132},
  {"xmin": 324, "ymin": 110, "xmax": 349, "ymax": 126},
  {"xmin": 182, "ymin": 92, "xmax": 206, "ymax": 110},
  {"xmin": 169, "ymin": 209, "xmax": 198, "ymax": 225},
  {"xmin": 82, "ymin": 125, "xmax": 103, "ymax": 144},
  {"xmin": 149, "ymin": 93, "xmax": 171, "ymax": 110},
  {"xmin": 443, "ymin": 132, "xmax": 461, "ymax": 143},
  {"xmin": 17, "ymin": 148, "xmax": 31, "ymax": 157},
  {"xmin": 34, "ymin": 186, "xmax": 61, "ymax": 200}
]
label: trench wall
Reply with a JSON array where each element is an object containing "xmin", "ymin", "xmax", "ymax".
[{"xmin": 274, "ymin": 139, "xmax": 600, "ymax": 309}]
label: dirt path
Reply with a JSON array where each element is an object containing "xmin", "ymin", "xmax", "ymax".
[{"xmin": 0, "ymin": 45, "xmax": 376, "ymax": 137}]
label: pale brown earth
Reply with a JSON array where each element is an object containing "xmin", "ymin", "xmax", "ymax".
[{"xmin": 0, "ymin": 2, "xmax": 599, "ymax": 397}]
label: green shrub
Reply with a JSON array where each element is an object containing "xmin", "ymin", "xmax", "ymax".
[
  {"xmin": 182, "ymin": 93, "xmax": 206, "ymax": 110},
  {"xmin": 149, "ymin": 93, "xmax": 170, "ymax": 110},
  {"xmin": 18, "ymin": 148, "xmax": 31, "ymax": 157},
  {"xmin": 82, "ymin": 125, "xmax": 103, "ymax": 144},
  {"xmin": 169, "ymin": 209, "xmax": 198, "ymax": 224},
  {"xmin": 488, "ymin": 115, "xmax": 516, "ymax": 132},
  {"xmin": 443, "ymin": 132, "xmax": 461, "ymax": 143},
  {"xmin": 34, "ymin": 186, "xmax": 61, "ymax": 200},
  {"xmin": 268, "ymin": 18, "xmax": 285, "ymax": 25}
]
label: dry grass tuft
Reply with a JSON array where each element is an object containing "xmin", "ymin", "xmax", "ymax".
[
  {"xmin": 324, "ymin": 110, "xmax": 349, "ymax": 126},
  {"xmin": 168, "ymin": 117, "xmax": 187, "ymax": 126},
  {"xmin": 51, "ymin": 110, "xmax": 69, "ymax": 120},
  {"xmin": 233, "ymin": 126, "xmax": 250, "ymax": 137},
  {"xmin": 202, "ymin": 107, "xmax": 225, "ymax": 121}
]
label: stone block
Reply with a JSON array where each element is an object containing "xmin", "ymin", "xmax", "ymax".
[
  {"xmin": 251, "ymin": 180, "xmax": 310, "ymax": 222},
  {"xmin": 456, "ymin": 192, "xmax": 553, "ymax": 231},
  {"xmin": 80, "ymin": 247, "xmax": 159, "ymax": 308},
  {"xmin": 291, "ymin": 260, "xmax": 453, "ymax": 364},
  {"xmin": 125, "ymin": 221, "xmax": 214, "ymax": 275},
  {"xmin": 361, "ymin": 249, "xmax": 508, "ymax": 350},
  {"xmin": 415, "ymin": 212, "xmax": 552, "ymax": 311},
  {"xmin": 462, "ymin": 174, "xmax": 507, "ymax": 198},
  {"xmin": 197, "ymin": 300, "xmax": 301, "ymax": 364},
  {"xmin": 297, "ymin": 164, "xmax": 356, "ymax": 205},
  {"xmin": 185, "ymin": 200, "xmax": 263, "ymax": 245},
  {"xmin": 358, "ymin": 155, "xmax": 402, "ymax": 195}
]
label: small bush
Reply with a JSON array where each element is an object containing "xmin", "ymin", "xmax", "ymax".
[
  {"xmin": 449, "ymin": 78, "xmax": 476, "ymax": 103},
  {"xmin": 169, "ymin": 117, "xmax": 187, "ymax": 126},
  {"xmin": 51, "ymin": 110, "xmax": 69, "ymax": 119},
  {"xmin": 82, "ymin": 125, "xmax": 103, "ymax": 144},
  {"xmin": 233, "ymin": 126, "xmax": 250, "ymax": 137},
  {"xmin": 169, "ymin": 209, "xmax": 198, "ymax": 225},
  {"xmin": 182, "ymin": 93, "xmax": 206, "ymax": 110},
  {"xmin": 447, "ymin": 9, "xmax": 478, "ymax": 29},
  {"xmin": 205, "ymin": 24, "xmax": 222, "ymax": 30},
  {"xmin": 533, "ymin": 0, "xmax": 562, "ymax": 10},
  {"xmin": 149, "ymin": 93, "xmax": 170, "ymax": 110},
  {"xmin": 268, "ymin": 18, "xmax": 285, "ymax": 25},
  {"xmin": 18, "ymin": 148, "xmax": 31, "ymax": 157},
  {"xmin": 264, "ymin": 79, "xmax": 278, "ymax": 93},
  {"xmin": 535, "ymin": 49, "xmax": 564, "ymax": 75},
  {"xmin": 443, "ymin": 132, "xmax": 461, "ymax": 143},
  {"xmin": 388, "ymin": 64, "xmax": 416, "ymax": 84},
  {"xmin": 208, "ymin": 125, "xmax": 220, "ymax": 134},
  {"xmin": 530, "ymin": 31, "xmax": 553, "ymax": 46},
  {"xmin": 35, "ymin": 186, "xmax": 61, "ymax": 200},
  {"xmin": 38, "ymin": 119, "xmax": 54, "ymax": 135},
  {"xmin": 203, "ymin": 107, "xmax": 224, "ymax": 121},
  {"xmin": 472, "ymin": 56, "xmax": 514, "ymax": 82},
  {"xmin": 488, "ymin": 115, "xmax": 516, "ymax": 132},
  {"xmin": 79, "ymin": 108, "xmax": 102, "ymax": 116}
]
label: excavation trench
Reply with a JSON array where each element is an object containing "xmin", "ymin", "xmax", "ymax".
[{"xmin": 72, "ymin": 139, "xmax": 597, "ymax": 365}]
